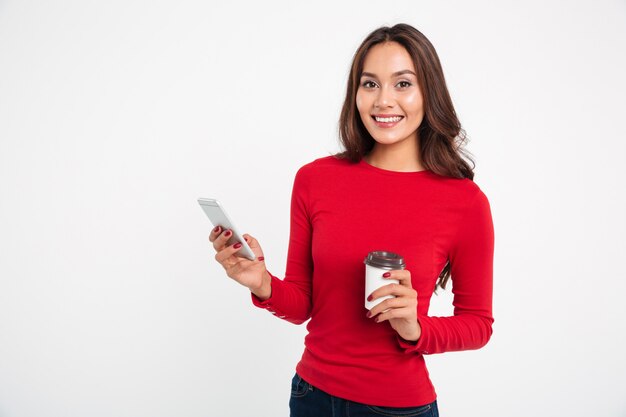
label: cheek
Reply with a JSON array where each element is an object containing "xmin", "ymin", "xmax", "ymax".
[
  {"xmin": 355, "ymin": 92, "xmax": 363, "ymax": 110},
  {"xmin": 402, "ymin": 92, "xmax": 424, "ymax": 114},
  {"xmin": 355, "ymin": 94, "xmax": 370, "ymax": 121}
]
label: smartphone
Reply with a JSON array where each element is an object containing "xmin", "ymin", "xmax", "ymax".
[{"xmin": 197, "ymin": 198, "xmax": 256, "ymax": 261}]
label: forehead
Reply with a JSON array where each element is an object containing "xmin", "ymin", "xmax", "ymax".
[{"xmin": 361, "ymin": 42, "xmax": 415, "ymax": 76}]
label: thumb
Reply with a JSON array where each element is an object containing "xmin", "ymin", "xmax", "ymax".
[{"xmin": 242, "ymin": 233, "xmax": 265, "ymax": 261}]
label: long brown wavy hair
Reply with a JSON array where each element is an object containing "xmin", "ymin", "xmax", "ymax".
[{"xmin": 332, "ymin": 23, "xmax": 476, "ymax": 292}]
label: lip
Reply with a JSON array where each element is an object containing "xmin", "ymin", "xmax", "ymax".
[{"xmin": 371, "ymin": 114, "xmax": 404, "ymax": 128}]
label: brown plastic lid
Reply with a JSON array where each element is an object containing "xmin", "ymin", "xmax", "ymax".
[{"xmin": 363, "ymin": 250, "xmax": 405, "ymax": 270}]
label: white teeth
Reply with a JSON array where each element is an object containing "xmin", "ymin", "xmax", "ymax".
[{"xmin": 374, "ymin": 116, "xmax": 403, "ymax": 123}]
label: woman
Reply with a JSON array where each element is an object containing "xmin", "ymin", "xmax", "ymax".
[{"xmin": 209, "ymin": 23, "xmax": 494, "ymax": 416}]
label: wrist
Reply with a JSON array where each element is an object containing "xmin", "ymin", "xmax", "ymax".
[
  {"xmin": 401, "ymin": 322, "xmax": 422, "ymax": 343},
  {"xmin": 251, "ymin": 270, "xmax": 272, "ymax": 301}
]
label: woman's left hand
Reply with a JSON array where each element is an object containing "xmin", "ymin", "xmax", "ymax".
[{"xmin": 367, "ymin": 269, "xmax": 421, "ymax": 342}]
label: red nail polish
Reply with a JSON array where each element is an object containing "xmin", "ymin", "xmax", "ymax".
[
  {"xmin": 258, "ymin": 256, "xmax": 265, "ymax": 261},
  {"xmin": 383, "ymin": 272, "xmax": 391, "ymax": 277},
  {"xmin": 366, "ymin": 311, "xmax": 372, "ymax": 318},
  {"xmin": 367, "ymin": 295, "xmax": 373, "ymax": 302},
  {"xmin": 225, "ymin": 230, "xmax": 232, "ymax": 237},
  {"xmin": 213, "ymin": 226, "xmax": 220, "ymax": 233},
  {"xmin": 234, "ymin": 242, "xmax": 242, "ymax": 249}
]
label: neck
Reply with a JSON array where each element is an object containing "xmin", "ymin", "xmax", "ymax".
[{"xmin": 365, "ymin": 137, "xmax": 424, "ymax": 172}]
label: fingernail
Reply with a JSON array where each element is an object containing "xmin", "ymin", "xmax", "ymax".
[
  {"xmin": 383, "ymin": 272, "xmax": 391, "ymax": 277},
  {"xmin": 258, "ymin": 256, "xmax": 265, "ymax": 261},
  {"xmin": 244, "ymin": 236, "xmax": 249, "ymax": 241},
  {"xmin": 233, "ymin": 242, "xmax": 242, "ymax": 249},
  {"xmin": 366, "ymin": 311, "xmax": 372, "ymax": 318},
  {"xmin": 213, "ymin": 226, "xmax": 220, "ymax": 233},
  {"xmin": 225, "ymin": 230, "xmax": 232, "ymax": 237},
  {"xmin": 367, "ymin": 295, "xmax": 373, "ymax": 302}
]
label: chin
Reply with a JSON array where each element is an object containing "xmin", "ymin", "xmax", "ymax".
[{"xmin": 371, "ymin": 134, "xmax": 407, "ymax": 144}]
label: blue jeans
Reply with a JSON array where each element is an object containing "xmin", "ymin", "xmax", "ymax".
[{"xmin": 290, "ymin": 372, "xmax": 439, "ymax": 417}]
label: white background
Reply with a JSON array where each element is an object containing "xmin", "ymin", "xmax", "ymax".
[{"xmin": 1, "ymin": 1, "xmax": 625, "ymax": 416}]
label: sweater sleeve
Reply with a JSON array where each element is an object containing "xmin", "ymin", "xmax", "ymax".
[
  {"xmin": 249, "ymin": 166, "xmax": 313, "ymax": 325},
  {"xmin": 397, "ymin": 189, "xmax": 495, "ymax": 354}
]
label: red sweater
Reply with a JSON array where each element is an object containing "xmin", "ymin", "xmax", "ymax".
[{"xmin": 251, "ymin": 155, "xmax": 495, "ymax": 407}]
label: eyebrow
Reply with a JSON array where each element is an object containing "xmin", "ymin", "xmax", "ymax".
[{"xmin": 360, "ymin": 70, "xmax": 417, "ymax": 78}]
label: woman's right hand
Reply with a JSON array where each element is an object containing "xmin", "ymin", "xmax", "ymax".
[{"xmin": 209, "ymin": 226, "xmax": 271, "ymax": 298}]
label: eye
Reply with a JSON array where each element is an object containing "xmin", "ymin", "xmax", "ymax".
[
  {"xmin": 361, "ymin": 80, "xmax": 376, "ymax": 88},
  {"xmin": 398, "ymin": 81, "xmax": 412, "ymax": 88}
]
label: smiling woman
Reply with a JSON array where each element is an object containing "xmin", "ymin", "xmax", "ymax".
[{"xmin": 209, "ymin": 22, "xmax": 493, "ymax": 417}]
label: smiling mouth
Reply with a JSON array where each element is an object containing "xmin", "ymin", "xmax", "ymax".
[{"xmin": 371, "ymin": 115, "xmax": 404, "ymax": 123}]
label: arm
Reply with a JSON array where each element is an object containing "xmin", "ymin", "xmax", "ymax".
[
  {"xmin": 249, "ymin": 166, "xmax": 314, "ymax": 325},
  {"xmin": 397, "ymin": 190, "xmax": 495, "ymax": 354}
]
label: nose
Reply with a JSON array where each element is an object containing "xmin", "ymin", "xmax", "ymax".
[{"xmin": 374, "ymin": 85, "xmax": 395, "ymax": 108}]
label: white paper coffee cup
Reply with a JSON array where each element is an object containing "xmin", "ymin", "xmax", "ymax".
[{"xmin": 364, "ymin": 251, "xmax": 405, "ymax": 310}]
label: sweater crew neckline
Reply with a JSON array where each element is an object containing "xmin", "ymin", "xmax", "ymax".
[{"xmin": 358, "ymin": 157, "xmax": 432, "ymax": 177}]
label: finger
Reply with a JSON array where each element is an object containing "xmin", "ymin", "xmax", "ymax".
[
  {"xmin": 383, "ymin": 269, "xmax": 413, "ymax": 288},
  {"xmin": 375, "ymin": 306, "xmax": 413, "ymax": 323},
  {"xmin": 214, "ymin": 240, "xmax": 245, "ymax": 266},
  {"xmin": 367, "ymin": 296, "xmax": 405, "ymax": 318},
  {"xmin": 242, "ymin": 233, "xmax": 257, "ymax": 247},
  {"xmin": 367, "ymin": 282, "xmax": 406, "ymax": 301},
  {"xmin": 212, "ymin": 228, "xmax": 234, "ymax": 251},
  {"xmin": 374, "ymin": 309, "xmax": 392, "ymax": 323},
  {"xmin": 209, "ymin": 225, "xmax": 222, "ymax": 243},
  {"xmin": 369, "ymin": 282, "xmax": 414, "ymax": 302},
  {"xmin": 241, "ymin": 234, "xmax": 265, "ymax": 262}
]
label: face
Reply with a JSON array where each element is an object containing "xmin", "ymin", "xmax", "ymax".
[{"xmin": 356, "ymin": 41, "xmax": 424, "ymax": 148}]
